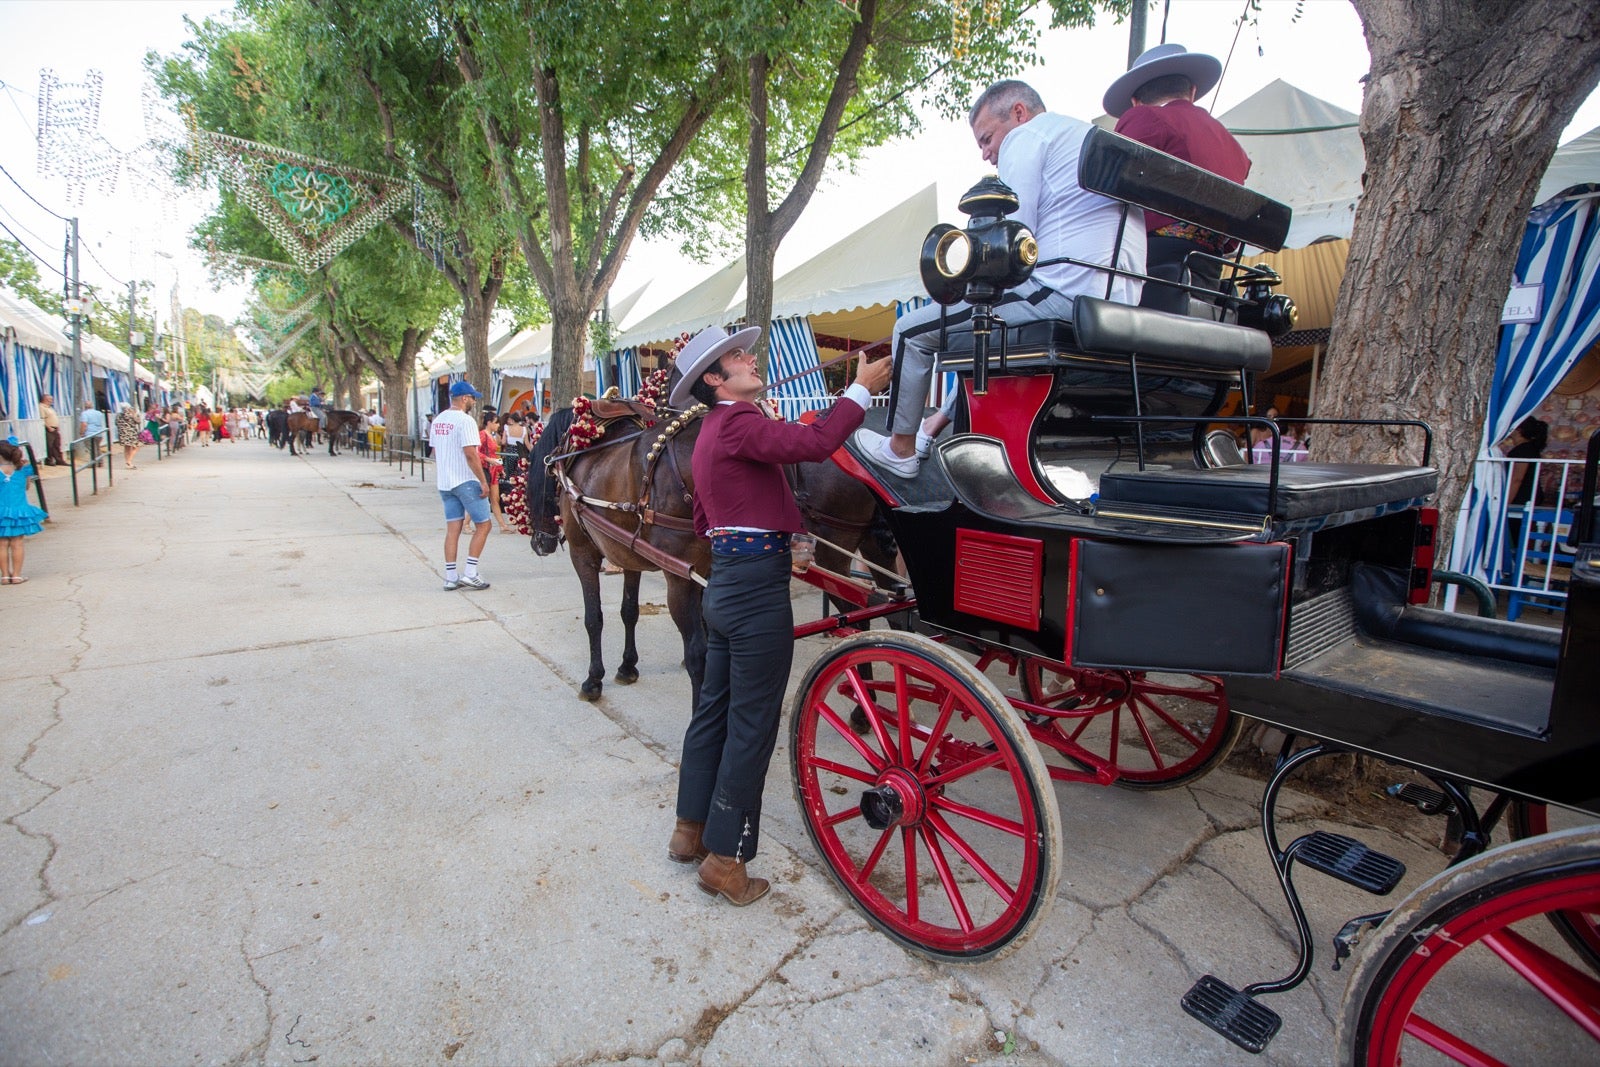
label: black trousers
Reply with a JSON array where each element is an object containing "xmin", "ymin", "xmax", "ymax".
[
  {"xmin": 44, "ymin": 426, "xmax": 64, "ymax": 464},
  {"xmin": 676, "ymin": 549, "xmax": 794, "ymax": 860},
  {"xmin": 1139, "ymin": 236, "xmax": 1227, "ymax": 316}
]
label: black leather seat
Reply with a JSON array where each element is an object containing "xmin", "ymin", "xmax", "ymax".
[
  {"xmin": 1097, "ymin": 462, "xmax": 1439, "ymax": 521},
  {"xmin": 1073, "ymin": 295, "xmax": 1269, "ymax": 373}
]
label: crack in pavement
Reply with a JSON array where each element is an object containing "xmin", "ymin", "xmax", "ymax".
[{"xmin": 0, "ymin": 575, "xmax": 86, "ymax": 938}]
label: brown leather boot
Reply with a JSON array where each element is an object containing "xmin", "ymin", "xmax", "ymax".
[
  {"xmin": 667, "ymin": 818, "xmax": 708, "ymax": 864},
  {"xmin": 696, "ymin": 852, "xmax": 770, "ymax": 906}
]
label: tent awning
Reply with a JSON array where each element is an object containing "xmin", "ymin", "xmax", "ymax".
[
  {"xmin": 728, "ymin": 185, "xmax": 938, "ymax": 322},
  {"xmin": 612, "ymin": 256, "xmax": 746, "ymax": 351}
]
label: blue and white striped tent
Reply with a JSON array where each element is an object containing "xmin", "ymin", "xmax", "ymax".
[
  {"xmin": 595, "ymin": 347, "xmax": 642, "ymax": 397},
  {"xmin": 767, "ymin": 317, "xmax": 830, "ymax": 420},
  {"xmin": 1448, "ymin": 186, "xmax": 1600, "ymax": 580}
]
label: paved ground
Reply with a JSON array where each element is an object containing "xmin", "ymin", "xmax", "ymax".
[{"xmin": 0, "ymin": 440, "xmax": 1586, "ymax": 1065}]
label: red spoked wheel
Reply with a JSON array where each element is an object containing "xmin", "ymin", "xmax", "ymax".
[
  {"xmin": 1338, "ymin": 826, "xmax": 1600, "ymax": 1065},
  {"xmin": 1510, "ymin": 801, "xmax": 1600, "ymax": 974},
  {"xmin": 1014, "ymin": 658, "xmax": 1240, "ymax": 790},
  {"xmin": 790, "ymin": 632, "xmax": 1062, "ymax": 962}
]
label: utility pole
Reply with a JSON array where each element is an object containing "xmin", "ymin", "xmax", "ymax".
[
  {"xmin": 126, "ymin": 278, "xmax": 145, "ymax": 412},
  {"xmin": 66, "ymin": 218, "xmax": 85, "ymax": 413},
  {"xmin": 1127, "ymin": 0, "xmax": 1148, "ymax": 68}
]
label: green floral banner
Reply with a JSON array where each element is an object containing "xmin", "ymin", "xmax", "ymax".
[{"xmin": 199, "ymin": 131, "xmax": 411, "ymax": 272}]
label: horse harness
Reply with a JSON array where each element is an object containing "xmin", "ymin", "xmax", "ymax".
[{"xmin": 550, "ymin": 403, "xmax": 709, "ymax": 584}]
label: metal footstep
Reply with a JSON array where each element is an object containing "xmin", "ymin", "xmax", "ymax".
[
  {"xmin": 1295, "ymin": 831, "xmax": 1405, "ymax": 894},
  {"xmin": 1386, "ymin": 781, "xmax": 1453, "ymax": 815},
  {"xmin": 1182, "ymin": 975, "xmax": 1282, "ymax": 1054}
]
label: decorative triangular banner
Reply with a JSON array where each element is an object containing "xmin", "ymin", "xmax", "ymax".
[
  {"xmin": 251, "ymin": 293, "xmax": 320, "ymax": 335},
  {"xmin": 198, "ymin": 131, "xmax": 412, "ymax": 272}
]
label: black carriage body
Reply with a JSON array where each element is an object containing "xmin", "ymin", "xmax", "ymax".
[{"xmin": 849, "ymin": 128, "xmax": 1600, "ymax": 818}]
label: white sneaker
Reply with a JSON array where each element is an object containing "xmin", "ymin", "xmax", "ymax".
[
  {"xmin": 852, "ymin": 429, "xmax": 920, "ymax": 479},
  {"xmin": 457, "ymin": 574, "xmax": 491, "ymax": 590}
]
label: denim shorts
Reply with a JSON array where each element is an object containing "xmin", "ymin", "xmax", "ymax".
[{"xmin": 440, "ymin": 480, "xmax": 491, "ymax": 524}]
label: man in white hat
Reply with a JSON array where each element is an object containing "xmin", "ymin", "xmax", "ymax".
[
  {"xmin": 1105, "ymin": 43, "xmax": 1252, "ymax": 313},
  {"xmin": 667, "ymin": 324, "xmax": 891, "ymax": 907},
  {"xmin": 852, "ymin": 79, "xmax": 1145, "ymax": 479}
]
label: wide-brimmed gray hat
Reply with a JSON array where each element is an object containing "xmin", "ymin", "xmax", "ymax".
[
  {"xmin": 667, "ymin": 324, "xmax": 762, "ymax": 409},
  {"xmin": 1102, "ymin": 43, "xmax": 1223, "ymax": 118}
]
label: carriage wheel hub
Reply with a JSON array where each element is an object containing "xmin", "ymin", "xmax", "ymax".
[{"xmin": 861, "ymin": 768, "xmax": 926, "ymax": 830}]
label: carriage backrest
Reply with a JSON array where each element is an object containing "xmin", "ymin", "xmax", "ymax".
[{"xmin": 1078, "ymin": 126, "xmax": 1292, "ymax": 253}]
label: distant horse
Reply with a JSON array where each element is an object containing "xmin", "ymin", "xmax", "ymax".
[
  {"xmin": 526, "ymin": 396, "xmax": 899, "ymax": 706},
  {"xmin": 287, "ymin": 409, "xmax": 361, "ymax": 456},
  {"xmin": 266, "ymin": 408, "xmax": 289, "ymax": 449}
]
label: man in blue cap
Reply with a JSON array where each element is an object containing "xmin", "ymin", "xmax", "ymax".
[{"xmin": 432, "ymin": 380, "xmax": 493, "ymax": 591}]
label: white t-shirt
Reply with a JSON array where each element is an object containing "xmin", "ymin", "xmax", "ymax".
[
  {"xmin": 431, "ymin": 408, "xmax": 482, "ymax": 491},
  {"xmin": 998, "ymin": 112, "xmax": 1144, "ymax": 305},
  {"xmin": 369, "ymin": 412, "xmax": 385, "ymax": 427}
]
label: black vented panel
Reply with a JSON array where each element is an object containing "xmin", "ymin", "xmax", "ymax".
[{"xmin": 1284, "ymin": 587, "xmax": 1356, "ymax": 669}]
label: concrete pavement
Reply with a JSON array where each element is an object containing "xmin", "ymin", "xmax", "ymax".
[{"xmin": 0, "ymin": 440, "xmax": 1581, "ymax": 1065}]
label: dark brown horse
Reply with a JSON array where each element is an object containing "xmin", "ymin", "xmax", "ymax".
[
  {"xmin": 527, "ymin": 400, "xmax": 897, "ymax": 705},
  {"xmin": 286, "ymin": 409, "xmax": 362, "ymax": 456},
  {"xmin": 528, "ymin": 403, "xmax": 710, "ymax": 704}
]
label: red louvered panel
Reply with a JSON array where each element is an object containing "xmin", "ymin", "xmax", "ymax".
[{"xmin": 954, "ymin": 528, "xmax": 1043, "ymax": 631}]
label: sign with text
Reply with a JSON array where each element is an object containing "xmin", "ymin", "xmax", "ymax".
[{"xmin": 1501, "ymin": 283, "xmax": 1543, "ymax": 325}]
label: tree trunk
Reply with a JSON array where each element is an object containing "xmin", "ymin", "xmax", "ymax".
[
  {"xmin": 744, "ymin": 52, "xmax": 775, "ymax": 366},
  {"xmin": 741, "ymin": 0, "xmax": 876, "ymax": 372},
  {"xmin": 461, "ymin": 293, "xmax": 493, "ymax": 399},
  {"xmin": 1322, "ymin": 0, "xmax": 1600, "ymax": 559},
  {"xmin": 548, "ymin": 299, "xmax": 589, "ymax": 409},
  {"xmin": 379, "ymin": 365, "xmax": 411, "ymax": 437}
]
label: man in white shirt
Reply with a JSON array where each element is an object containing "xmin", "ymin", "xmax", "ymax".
[
  {"xmin": 432, "ymin": 380, "xmax": 493, "ymax": 591},
  {"xmin": 854, "ymin": 79, "xmax": 1145, "ymax": 478},
  {"xmin": 79, "ymin": 404, "xmax": 107, "ymax": 461}
]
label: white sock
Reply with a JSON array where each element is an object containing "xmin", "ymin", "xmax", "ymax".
[
  {"xmin": 445, "ymin": 562, "xmax": 458, "ymax": 581},
  {"xmin": 464, "ymin": 556, "xmax": 479, "ymax": 579}
]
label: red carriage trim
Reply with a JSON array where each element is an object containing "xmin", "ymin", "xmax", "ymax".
[{"xmin": 964, "ymin": 374, "xmax": 1057, "ymax": 505}]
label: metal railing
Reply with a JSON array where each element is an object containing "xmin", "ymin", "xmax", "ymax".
[
  {"xmin": 67, "ymin": 427, "xmax": 114, "ymax": 505},
  {"xmin": 1484, "ymin": 454, "xmax": 1586, "ymax": 618},
  {"xmin": 20, "ymin": 441, "xmax": 48, "ymax": 518},
  {"xmin": 378, "ymin": 432, "xmax": 429, "ymax": 481}
]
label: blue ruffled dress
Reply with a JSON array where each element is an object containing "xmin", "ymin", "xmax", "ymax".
[{"xmin": 0, "ymin": 464, "xmax": 46, "ymax": 537}]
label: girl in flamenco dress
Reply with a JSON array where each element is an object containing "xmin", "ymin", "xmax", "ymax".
[{"xmin": 0, "ymin": 440, "xmax": 48, "ymax": 584}]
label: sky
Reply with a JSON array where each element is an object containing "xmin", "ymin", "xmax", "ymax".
[{"xmin": 1, "ymin": 0, "xmax": 1598, "ymax": 335}]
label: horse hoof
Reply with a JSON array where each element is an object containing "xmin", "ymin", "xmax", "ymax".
[
  {"xmin": 614, "ymin": 669, "xmax": 639, "ymax": 686},
  {"xmin": 579, "ymin": 684, "xmax": 603, "ymax": 702},
  {"xmin": 849, "ymin": 707, "xmax": 872, "ymax": 736}
]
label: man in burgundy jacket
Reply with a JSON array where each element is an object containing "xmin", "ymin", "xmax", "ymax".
[
  {"xmin": 1105, "ymin": 44, "xmax": 1252, "ymax": 314},
  {"xmin": 665, "ymin": 324, "xmax": 891, "ymax": 906}
]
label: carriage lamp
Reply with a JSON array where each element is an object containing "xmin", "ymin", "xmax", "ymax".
[
  {"xmin": 1235, "ymin": 279, "xmax": 1298, "ymax": 338},
  {"xmin": 919, "ymin": 175, "xmax": 1038, "ymax": 306}
]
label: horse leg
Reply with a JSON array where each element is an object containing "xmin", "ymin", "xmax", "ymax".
[
  {"xmin": 574, "ymin": 547, "xmax": 608, "ymax": 702},
  {"xmin": 666, "ymin": 574, "xmax": 707, "ymax": 712},
  {"xmin": 614, "ymin": 568, "xmax": 642, "ymax": 685}
]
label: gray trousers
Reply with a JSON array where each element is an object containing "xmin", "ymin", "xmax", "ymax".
[
  {"xmin": 676, "ymin": 550, "xmax": 794, "ymax": 860},
  {"xmin": 886, "ymin": 281, "xmax": 1078, "ymax": 436}
]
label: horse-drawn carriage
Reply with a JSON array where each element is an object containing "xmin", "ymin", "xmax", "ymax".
[{"xmin": 536, "ymin": 128, "xmax": 1600, "ymax": 1063}]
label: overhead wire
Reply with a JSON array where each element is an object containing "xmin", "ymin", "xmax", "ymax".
[
  {"xmin": 0, "ymin": 198, "xmax": 54, "ymax": 248},
  {"xmin": 0, "ymin": 161, "xmax": 68, "ymax": 221},
  {"xmin": 0, "ymin": 218, "xmax": 67, "ymax": 279}
]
